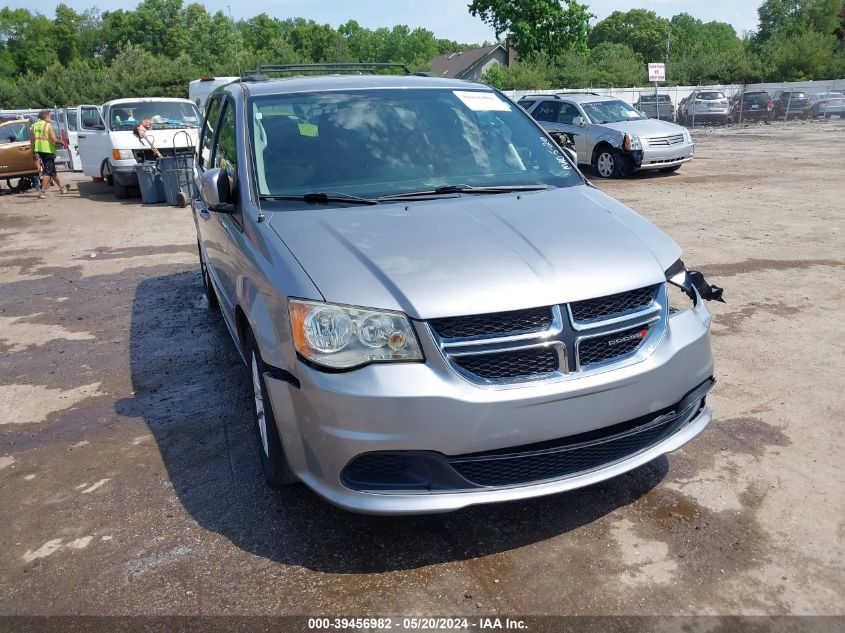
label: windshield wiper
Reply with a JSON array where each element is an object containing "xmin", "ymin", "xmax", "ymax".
[
  {"xmin": 260, "ymin": 191, "xmax": 379, "ymax": 205},
  {"xmin": 379, "ymin": 184, "xmax": 551, "ymax": 201}
]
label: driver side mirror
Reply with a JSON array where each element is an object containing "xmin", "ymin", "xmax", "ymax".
[
  {"xmin": 572, "ymin": 116, "xmax": 585, "ymax": 127},
  {"xmin": 201, "ymin": 168, "xmax": 234, "ymax": 212}
]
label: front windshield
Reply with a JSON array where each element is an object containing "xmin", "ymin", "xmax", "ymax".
[
  {"xmin": 249, "ymin": 88, "xmax": 581, "ymax": 199},
  {"xmin": 582, "ymin": 100, "xmax": 646, "ymax": 124},
  {"xmin": 109, "ymin": 102, "xmax": 201, "ymax": 130}
]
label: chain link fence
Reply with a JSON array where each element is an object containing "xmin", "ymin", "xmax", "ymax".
[{"xmin": 505, "ymin": 79, "xmax": 845, "ymax": 130}]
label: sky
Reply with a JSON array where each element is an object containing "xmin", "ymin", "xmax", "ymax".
[{"xmin": 7, "ymin": 0, "xmax": 765, "ymax": 43}]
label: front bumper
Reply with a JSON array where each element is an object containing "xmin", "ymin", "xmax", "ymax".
[
  {"xmin": 110, "ymin": 159, "xmax": 140, "ymax": 187},
  {"xmin": 735, "ymin": 110, "xmax": 773, "ymax": 121},
  {"xmin": 637, "ymin": 142, "xmax": 694, "ymax": 171},
  {"xmin": 264, "ymin": 299, "xmax": 714, "ymax": 514},
  {"xmin": 690, "ymin": 107, "xmax": 729, "ymax": 117}
]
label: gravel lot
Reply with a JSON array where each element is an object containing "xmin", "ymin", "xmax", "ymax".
[{"xmin": 1, "ymin": 121, "xmax": 843, "ymax": 617}]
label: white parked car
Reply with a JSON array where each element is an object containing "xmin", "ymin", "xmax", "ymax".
[{"xmin": 75, "ymin": 98, "xmax": 202, "ymax": 198}]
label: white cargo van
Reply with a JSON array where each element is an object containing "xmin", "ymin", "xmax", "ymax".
[{"xmin": 75, "ymin": 97, "xmax": 201, "ymax": 198}]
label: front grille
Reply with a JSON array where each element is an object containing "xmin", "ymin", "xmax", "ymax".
[
  {"xmin": 430, "ymin": 306, "xmax": 552, "ymax": 339},
  {"xmin": 453, "ymin": 347, "xmax": 559, "ymax": 381},
  {"xmin": 431, "ymin": 285, "xmax": 663, "ymax": 386},
  {"xmin": 450, "ymin": 404, "xmax": 686, "ymax": 486},
  {"xmin": 451, "ymin": 412, "xmax": 679, "ymax": 486},
  {"xmin": 646, "ymin": 134, "xmax": 685, "ymax": 147},
  {"xmin": 570, "ymin": 285, "xmax": 657, "ymax": 323},
  {"xmin": 578, "ymin": 324, "xmax": 651, "ymax": 368},
  {"xmin": 343, "ymin": 453, "xmax": 406, "ymax": 477}
]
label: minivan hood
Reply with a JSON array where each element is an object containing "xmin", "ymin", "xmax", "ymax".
[
  {"xmin": 268, "ymin": 186, "xmax": 680, "ymax": 320},
  {"xmin": 600, "ymin": 118, "xmax": 686, "ymax": 137}
]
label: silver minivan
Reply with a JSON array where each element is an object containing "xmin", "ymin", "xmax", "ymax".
[{"xmin": 193, "ymin": 66, "xmax": 721, "ymax": 514}]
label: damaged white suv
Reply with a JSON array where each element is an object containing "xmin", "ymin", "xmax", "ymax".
[{"xmin": 193, "ymin": 65, "xmax": 723, "ymax": 514}]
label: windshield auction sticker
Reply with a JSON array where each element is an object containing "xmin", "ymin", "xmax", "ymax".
[{"xmin": 453, "ymin": 91, "xmax": 512, "ymax": 112}]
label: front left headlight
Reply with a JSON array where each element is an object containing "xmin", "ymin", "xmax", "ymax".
[
  {"xmin": 629, "ymin": 134, "xmax": 642, "ymax": 150},
  {"xmin": 288, "ymin": 299, "xmax": 423, "ymax": 370},
  {"xmin": 111, "ymin": 149, "xmax": 135, "ymax": 160}
]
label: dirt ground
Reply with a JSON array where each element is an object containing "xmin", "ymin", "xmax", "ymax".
[{"xmin": 1, "ymin": 121, "xmax": 844, "ymax": 618}]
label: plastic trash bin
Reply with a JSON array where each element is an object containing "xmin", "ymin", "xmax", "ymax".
[
  {"xmin": 134, "ymin": 163, "xmax": 165, "ymax": 204},
  {"xmin": 159, "ymin": 154, "xmax": 197, "ymax": 207}
]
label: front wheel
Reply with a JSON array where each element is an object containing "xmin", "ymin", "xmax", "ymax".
[
  {"xmin": 593, "ymin": 149, "xmax": 628, "ymax": 179},
  {"xmin": 248, "ymin": 332, "xmax": 298, "ymax": 487}
]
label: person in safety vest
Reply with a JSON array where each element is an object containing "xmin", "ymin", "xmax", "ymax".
[{"xmin": 30, "ymin": 109, "xmax": 71, "ymax": 199}]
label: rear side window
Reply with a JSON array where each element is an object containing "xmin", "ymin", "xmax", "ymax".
[
  {"xmin": 199, "ymin": 97, "xmax": 222, "ymax": 169},
  {"xmin": 534, "ymin": 101, "xmax": 561, "ymax": 122},
  {"xmin": 518, "ymin": 100, "xmax": 536, "ymax": 110}
]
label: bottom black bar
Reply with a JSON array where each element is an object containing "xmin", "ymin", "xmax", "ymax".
[{"xmin": 1, "ymin": 616, "xmax": 843, "ymax": 633}]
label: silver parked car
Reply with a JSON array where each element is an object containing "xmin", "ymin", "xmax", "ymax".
[
  {"xmin": 519, "ymin": 93, "xmax": 694, "ymax": 178},
  {"xmin": 194, "ymin": 66, "xmax": 721, "ymax": 514},
  {"xmin": 678, "ymin": 90, "xmax": 731, "ymax": 126},
  {"xmin": 806, "ymin": 92, "xmax": 845, "ymax": 119}
]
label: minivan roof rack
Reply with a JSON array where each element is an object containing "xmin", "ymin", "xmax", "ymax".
[
  {"xmin": 556, "ymin": 91, "xmax": 600, "ymax": 96},
  {"xmin": 241, "ymin": 63, "xmax": 412, "ymax": 81},
  {"xmin": 519, "ymin": 94, "xmax": 561, "ymax": 100}
]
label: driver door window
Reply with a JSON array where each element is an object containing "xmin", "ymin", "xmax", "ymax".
[
  {"xmin": 199, "ymin": 97, "xmax": 222, "ymax": 170},
  {"xmin": 210, "ymin": 99, "xmax": 241, "ymax": 227},
  {"xmin": 80, "ymin": 106, "xmax": 104, "ymax": 130},
  {"xmin": 557, "ymin": 103, "xmax": 580, "ymax": 125},
  {"xmin": 212, "ymin": 101, "xmax": 237, "ymax": 187}
]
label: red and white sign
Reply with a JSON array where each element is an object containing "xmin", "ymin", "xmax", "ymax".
[{"xmin": 648, "ymin": 63, "xmax": 666, "ymax": 82}]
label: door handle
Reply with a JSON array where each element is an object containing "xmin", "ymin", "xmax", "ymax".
[{"xmin": 78, "ymin": 134, "xmax": 88, "ymax": 139}]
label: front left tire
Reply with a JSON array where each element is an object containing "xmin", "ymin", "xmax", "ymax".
[
  {"xmin": 593, "ymin": 148, "xmax": 630, "ymax": 179},
  {"xmin": 247, "ymin": 331, "xmax": 298, "ymax": 487}
]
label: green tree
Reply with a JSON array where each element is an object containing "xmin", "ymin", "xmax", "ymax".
[
  {"xmin": 282, "ymin": 18, "xmax": 349, "ymax": 62},
  {"xmin": 757, "ymin": 0, "xmax": 842, "ymax": 40},
  {"xmin": 589, "ymin": 9, "xmax": 671, "ymax": 63},
  {"xmin": 481, "ymin": 58, "xmax": 553, "ymax": 89},
  {"xmin": 53, "ymin": 4, "xmax": 81, "ymax": 65},
  {"xmin": 589, "ymin": 42, "xmax": 645, "ymax": 86},
  {"xmin": 241, "ymin": 14, "xmax": 285, "ymax": 55},
  {"xmin": 468, "ymin": 0, "xmax": 593, "ymax": 58},
  {"xmin": 760, "ymin": 29, "xmax": 839, "ymax": 78},
  {"xmin": 1, "ymin": 9, "xmax": 58, "ymax": 74}
]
